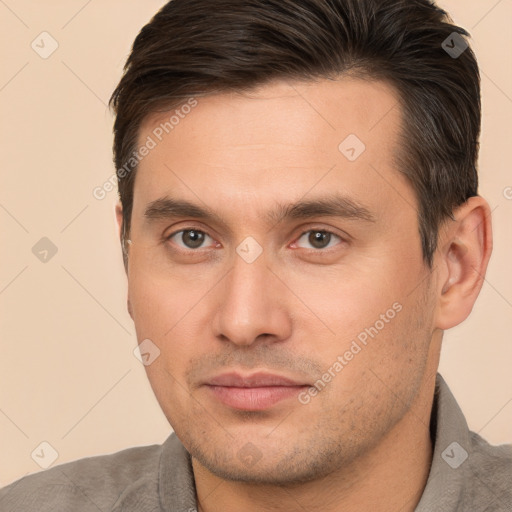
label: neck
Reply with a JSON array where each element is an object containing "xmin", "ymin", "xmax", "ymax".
[{"xmin": 193, "ymin": 375, "xmax": 436, "ymax": 512}]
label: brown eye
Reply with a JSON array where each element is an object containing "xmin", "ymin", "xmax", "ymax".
[
  {"xmin": 295, "ymin": 230, "xmax": 342, "ymax": 250},
  {"xmin": 182, "ymin": 230, "xmax": 205, "ymax": 248},
  {"xmin": 167, "ymin": 229, "xmax": 212, "ymax": 250}
]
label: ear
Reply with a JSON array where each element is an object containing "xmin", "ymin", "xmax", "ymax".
[
  {"xmin": 434, "ymin": 196, "xmax": 493, "ymax": 330},
  {"xmin": 115, "ymin": 202, "xmax": 123, "ymax": 241},
  {"xmin": 115, "ymin": 201, "xmax": 130, "ymax": 277},
  {"xmin": 115, "ymin": 202, "xmax": 132, "ymax": 317}
]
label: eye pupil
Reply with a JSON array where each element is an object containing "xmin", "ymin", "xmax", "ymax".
[
  {"xmin": 182, "ymin": 230, "xmax": 204, "ymax": 248},
  {"xmin": 309, "ymin": 231, "xmax": 330, "ymax": 249}
]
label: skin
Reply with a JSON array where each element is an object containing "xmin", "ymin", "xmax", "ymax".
[{"xmin": 115, "ymin": 77, "xmax": 492, "ymax": 512}]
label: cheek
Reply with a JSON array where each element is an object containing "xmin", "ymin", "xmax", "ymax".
[
  {"xmin": 127, "ymin": 250, "xmax": 208, "ymax": 337},
  {"xmin": 128, "ymin": 284, "xmax": 201, "ymax": 407},
  {"xmin": 291, "ymin": 255, "xmax": 429, "ymax": 375},
  {"xmin": 128, "ymin": 268, "xmax": 206, "ymax": 416},
  {"xmin": 309, "ymin": 288, "xmax": 432, "ymax": 419},
  {"xmin": 286, "ymin": 258, "xmax": 411, "ymax": 333}
]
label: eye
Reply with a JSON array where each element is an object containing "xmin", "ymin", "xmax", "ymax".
[
  {"xmin": 164, "ymin": 227, "xmax": 345, "ymax": 253},
  {"xmin": 294, "ymin": 230, "xmax": 344, "ymax": 250},
  {"xmin": 166, "ymin": 229, "xmax": 215, "ymax": 250}
]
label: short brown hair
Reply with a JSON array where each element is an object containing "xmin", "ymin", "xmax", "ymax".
[{"xmin": 110, "ymin": 0, "xmax": 480, "ymax": 268}]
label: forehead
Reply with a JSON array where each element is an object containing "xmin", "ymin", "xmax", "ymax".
[{"xmin": 132, "ymin": 77, "xmax": 412, "ymax": 224}]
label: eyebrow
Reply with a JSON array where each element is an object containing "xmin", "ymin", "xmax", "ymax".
[{"xmin": 143, "ymin": 194, "xmax": 376, "ymax": 227}]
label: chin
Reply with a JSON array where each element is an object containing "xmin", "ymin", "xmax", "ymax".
[{"xmin": 190, "ymin": 439, "xmax": 344, "ymax": 486}]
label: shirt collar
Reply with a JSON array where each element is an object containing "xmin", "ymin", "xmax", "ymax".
[{"xmin": 415, "ymin": 372, "xmax": 471, "ymax": 511}]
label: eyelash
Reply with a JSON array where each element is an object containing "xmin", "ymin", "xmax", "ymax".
[{"xmin": 164, "ymin": 226, "xmax": 347, "ymax": 253}]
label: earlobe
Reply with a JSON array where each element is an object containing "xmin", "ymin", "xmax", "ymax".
[{"xmin": 435, "ymin": 196, "xmax": 493, "ymax": 330}]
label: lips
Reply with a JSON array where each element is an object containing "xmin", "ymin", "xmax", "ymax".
[
  {"xmin": 207, "ymin": 372, "xmax": 306, "ymax": 388},
  {"xmin": 203, "ymin": 371, "xmax": 311, "ymax": 411}
]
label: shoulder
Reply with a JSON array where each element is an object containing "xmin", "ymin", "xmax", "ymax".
[
  {"xmin": 0, "ymin": 442, "xmax": 163, "ymax": 512},
  {"xmin": 466, "ymin": 431, "xmax": 512, "ymax": 509},
  {"xmin": 420, "ymin": 374, "xmax": 512, "ymax": 511}
]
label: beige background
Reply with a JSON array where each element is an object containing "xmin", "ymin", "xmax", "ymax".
[{"xmin": 1, "ymin": 0, "xmax": 511, "ymax": 487}]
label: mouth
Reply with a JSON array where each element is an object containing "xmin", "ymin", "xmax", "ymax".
[{"xmin": 203, "ymin": 371, "xmax": 311, "ymax": 411}]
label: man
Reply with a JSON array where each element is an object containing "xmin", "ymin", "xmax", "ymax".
[{"xmin": 1, "ymin": 0, "xmax": 511, "ymax": 510}]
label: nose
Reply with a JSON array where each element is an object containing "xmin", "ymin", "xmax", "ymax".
[{"xmin": 212, "ymin": 250, "xmax": 292, "ymax": 347}]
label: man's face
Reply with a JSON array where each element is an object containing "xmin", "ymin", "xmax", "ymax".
[{"xmin": 125, "ymin": 78, "xmax": 438, "ymax": 483}]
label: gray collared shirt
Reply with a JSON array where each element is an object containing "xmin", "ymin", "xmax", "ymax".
[{"xmin": 1, "ymin": 373, "xmax": 511, "ymax": 511}]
